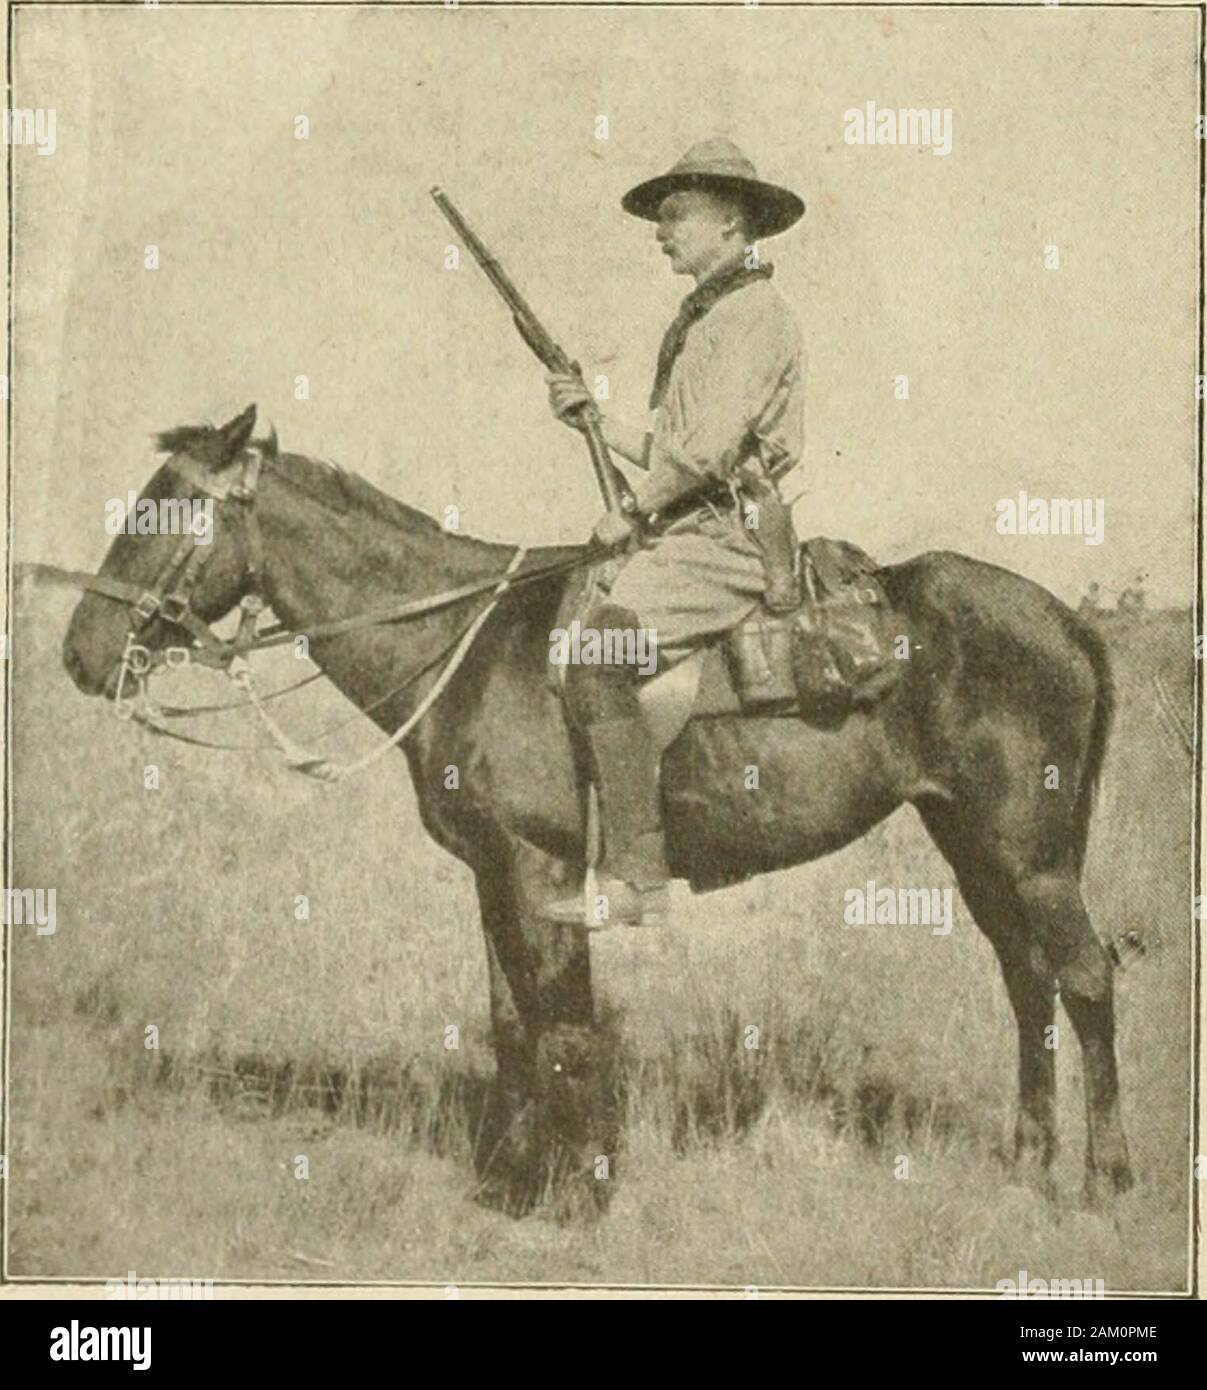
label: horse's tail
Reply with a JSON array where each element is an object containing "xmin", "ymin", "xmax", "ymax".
[{"xmin": 1063, "ymin": 611, "xmax": 1115, "ymax": 870}]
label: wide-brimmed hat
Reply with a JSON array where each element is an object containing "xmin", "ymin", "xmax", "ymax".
[{"xmin": 621, "ymin": 138, "xmax": 805, "ymax": 239}]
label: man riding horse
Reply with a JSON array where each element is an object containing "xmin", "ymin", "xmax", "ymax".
[{"xmin": 543, "ymin": 138, "xmax": 806, "ymax": 928}]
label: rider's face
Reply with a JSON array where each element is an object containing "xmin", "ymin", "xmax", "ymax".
[{"xmin": 654, "ymin": 190, "xmax": 748, "ymax": 281}]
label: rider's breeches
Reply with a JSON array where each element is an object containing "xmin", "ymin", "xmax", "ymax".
[
  {"xmin": 604, "ymin": 508, "xmax": 767, "ymax": 665},
  {"xmin": 564, "ymin": 603, "xmax": 650, "ymax": 726}
]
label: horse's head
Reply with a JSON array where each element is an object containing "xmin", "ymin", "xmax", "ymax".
[{"xmin": 63, "ymin": 404, "xmax": 274, "ymax": 696}]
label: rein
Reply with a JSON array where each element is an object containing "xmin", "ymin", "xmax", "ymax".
[
  {"xmin": 47, "ymin": 444, "xmax": 594, "ymax": 779},
  {"xmin": 228, "ymin": 546, "xmax": 529, "ymax": 781}
]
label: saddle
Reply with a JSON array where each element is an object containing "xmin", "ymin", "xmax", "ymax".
[{"xmin": 553, "ymin": 536, "xmax": 903, "ymax": 756}]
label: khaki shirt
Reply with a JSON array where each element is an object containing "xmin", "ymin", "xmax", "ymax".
[{"xmin": 647, "ymin": 278, "xmax": 804, "ymax": 491}]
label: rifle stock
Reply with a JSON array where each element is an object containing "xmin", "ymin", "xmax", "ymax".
[{"xmin": 431, "ymin": 187, "xmax": 634, "ymax": 515}]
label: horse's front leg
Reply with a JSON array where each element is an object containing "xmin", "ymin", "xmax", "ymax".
[{"xmin": 472, "ymin": 839, "xmax": 614, "ymax": 1216}]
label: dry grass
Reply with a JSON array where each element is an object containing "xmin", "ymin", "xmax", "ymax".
[{"xmin": 5, "ymin": 591, "xmax": 1194, "ymax": 1290}]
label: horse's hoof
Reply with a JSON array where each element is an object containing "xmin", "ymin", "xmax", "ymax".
[
  {"xmin": 1111, "ymin": 1163, "xmax": 1136, "ymax": 1195},
  {"xmin": 1020, "ymin": 1171, "xmax": 1060, "ymax": 1205},
  {"xmin": 471, "ymin": 1177, "xmax": 538, "ymax": 1219},
  {"xmin": 1004, "ymin": 1161, "xmax": 1059, "ymax": 1207},
  {"xmin": 1082, "ymin": 1161, "xmax": 1135, "ymax": 1209}
]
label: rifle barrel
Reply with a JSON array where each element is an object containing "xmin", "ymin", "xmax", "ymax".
[
  {"xmin": 430, "ymin": 185, "xmax": 632, "ymax": 515},
  {"xmin": 430, "ymin": 187, "xmax": 548, "ymax": 346}
]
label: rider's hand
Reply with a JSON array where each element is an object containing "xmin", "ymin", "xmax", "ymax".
[
  {"xmin": 546, "ymin": 372, "xmax": 596, "ymax": 430},
  {"xmin": 591, "ymin": 509, "xmax": 636, "ymax": 550}
]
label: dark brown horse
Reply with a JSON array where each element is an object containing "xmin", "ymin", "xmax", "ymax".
[{"xmin": 62, "ymin": 406, "xmax": 1132, "ymax": 1213}]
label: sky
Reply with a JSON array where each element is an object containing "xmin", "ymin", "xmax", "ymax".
[{"xmin": 8, "ymin": 3, "xmax": 1200, "ymax": 609}]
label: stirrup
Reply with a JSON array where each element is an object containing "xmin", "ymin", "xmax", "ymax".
[{"xmin": 542, "ymin": 879, "xmax": 670, "ymax": 930}]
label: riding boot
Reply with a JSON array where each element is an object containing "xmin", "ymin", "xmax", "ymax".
[
  {"xmin": 543, "ymin": 610, "xmax": 671, "ymax": 928},
  {"xmin": 543, "ymin": 715, "xmax": 671, "ymax": 927}
]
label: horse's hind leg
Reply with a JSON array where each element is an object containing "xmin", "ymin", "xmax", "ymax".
[
  {"xmin": 920, "ymin": 801, "xmax": 1131, "ymax": 1201},
  {"xmin": 977, "ymin": 883, "xmax": 1059, "ymax": 1181},
  {"xmin": 916, "ymin": 811, "xmax": 1058, "ymax": 1183},
  {"xmin": 1014, "ymin": 869, "xmax": 1132, "ymax": 1201}
]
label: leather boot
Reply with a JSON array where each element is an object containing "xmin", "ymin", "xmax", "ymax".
[
  {"xmin": 544, "ymin": 602, "xmax": 672, "ymax": 928},
  {"xmin": 543, "ymin": 715, "xmax": 671, "ymax": 928}
]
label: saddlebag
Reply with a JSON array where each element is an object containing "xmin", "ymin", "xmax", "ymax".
[{"xmin": 724, "ymin": 538, "xmax": 900, "ymax": 717}]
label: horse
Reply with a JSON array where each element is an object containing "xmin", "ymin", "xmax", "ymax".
[{"xmin": 61, "ymin": 405, "xmax": 1133, "ymax": 1214}]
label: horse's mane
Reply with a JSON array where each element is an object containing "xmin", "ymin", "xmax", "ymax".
[{"xmin": 153, "ymin": 420, "xmax": 473, "ymax": 546}]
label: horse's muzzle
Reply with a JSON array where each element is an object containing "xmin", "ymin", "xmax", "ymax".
[{"xmin": 61, "ymin": 634, "xmax": 120, "ymax": 698}]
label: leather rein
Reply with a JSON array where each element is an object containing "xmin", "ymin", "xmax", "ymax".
[{"xmin": 43, "ymin": 445, "xmax": 591, "ymax": 778}]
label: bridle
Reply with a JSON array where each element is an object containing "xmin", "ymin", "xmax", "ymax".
[{"xmin": 108, "ymin": 444, "xmax": 269, "ymax": 719}]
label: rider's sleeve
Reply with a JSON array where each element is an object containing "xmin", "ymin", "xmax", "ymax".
[{"xmin": 641, "ymin": 288, "xmax": 803, "ymax": 514}]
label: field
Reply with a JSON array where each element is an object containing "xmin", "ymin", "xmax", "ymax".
[{"xmin": 4, "ymin": 584, "xmax": 1196, "ymax": 1291}]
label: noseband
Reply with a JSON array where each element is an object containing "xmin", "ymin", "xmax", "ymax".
[{"xmin": 111, "ymin": 445, "xmax": 268, "ymax": 717}]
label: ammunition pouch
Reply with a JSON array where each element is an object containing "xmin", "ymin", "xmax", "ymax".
[{"xmin": 724, "ymin": 539, "xmax": 901, "ymax": 719}]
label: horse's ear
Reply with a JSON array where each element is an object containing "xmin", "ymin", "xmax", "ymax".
[
  {"xmin": 261, "ymin": 425, "xmax": 280, "ymax": 462},
  {"xmin": 218, "ymin": 404, "xmax": 257, "ymax": 465}
]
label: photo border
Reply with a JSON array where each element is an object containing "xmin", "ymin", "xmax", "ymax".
[{"xmin": 0, "ymin": 0, "xmax": 1202, "ymax": 1301}]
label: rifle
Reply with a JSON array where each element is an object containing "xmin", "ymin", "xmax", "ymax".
[{"xmin": 430, "ymin": 187, "xmax": 634, "ymax": 516}]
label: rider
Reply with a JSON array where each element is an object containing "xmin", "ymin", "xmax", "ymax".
[{"xmin": 542, "ymin": 138, "xmax": 806, "ymax": 928}]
